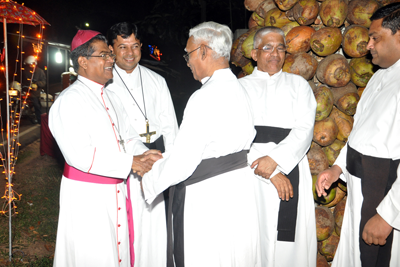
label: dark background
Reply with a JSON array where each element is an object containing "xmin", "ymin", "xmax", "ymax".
[{"xmin": 0, "ymin": 0, "xmax": 253, "ymax": 123}]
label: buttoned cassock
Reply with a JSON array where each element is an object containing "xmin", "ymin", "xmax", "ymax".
[
  {"xmin": 108, "ymin": 64, "xmax": 178, "ymax": 266},
  {"xmin": 239, "ymin": 68, "xmax": 317, "ymax": 267},
  {"xmin": 332, "ymin": 59, "xmax": 400, "ymax": 267},
  {"xmin": 142, "ymin": 68, "xmax": 261, "ymax": 267},
  {"xmin": 50, "ymin": 76, "xmax": 148, "ymax": 267}
]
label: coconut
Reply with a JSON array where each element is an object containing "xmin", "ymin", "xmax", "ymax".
[
  {"xmin": 317, "ymin": 54, "xmax": 351, "ymax": 88},
  {"xmin": 281, "ymin": 21, "xmax": 300, "ymax": 35},
  {"xmin": 334, "ymin": 196, "xmax": 346, "ymax": 235},
  {"xmin": 329, "ymin": 107, "xmax": 354, "ymax": 142},
  {"xmin": 317, "ymin": 253, "xmax": 330, "ymax": 267},
  {"xmin": 307, "ymin": 145, "xmax": 330, "ymax": 175},
  {"xmin": 231, "ymin": 31, "xmax": 253, "ymax": 67},
  {"xmin": 313, "ymin": 117, "xmax": 339, "ymax": 146},
  {"xmin": 256, "ymin": 0, "xmax": 278, "ymax": 18},
  {"xmin": 286, "ymin": 26, "xmax": 316, "ymax": 54},
  {"xmin": 274, "ymin": 0, "xmax": 299, "ymax": 11},
  {"xmin": 245, "ymin": 0, "xmax": 265, "ymax": 11},
  {"xmin": 347, "ymin": 0, "xmax": 380, "ymax": 28},
  {"xmin": 331, "ymin": 82, "xmax": 360, "ymax": 115},
  {"xmin": 250, "ymin": 12, "xmax": 265, "ymax": 28},
  {"xmin": 310, "ymin": 27, "xmax": 343, "ymax": 56},
  {"xmin": 309, "ymin": 80, "xmax": 317, "ymax": 91},
  {"xmin": 313, "ymin": 175, "xmax": 337, "ymax": 205},
  {"xmin": 322, "ymin": 139, "xmax": 345, "ymax": 166},
  {"xmin": 282, "ymin": 52, "xmax": 318, "ymax": 80},
  {"xmin": 241, "ymin": 30, "xmax": 258, "ymax": 59},
  {"xmin": 338, "ymin": 180, "xmax": 347, "ymax": 193},
  {"xmin": 358, "ymin": 87, "xmax": 366, "ymax": 98},
  {"xmin": 315, "ymin": 206, "xmax": 335, "ymax": 241},
  {"xmin": 264, "ymin": 8, "xmax": 292, "ymax": 28},
  {"xmin": 293, "ymin": 0, "xmax": 319, "ymax": 25},
  {"xmin": 342, "ymin": 25, "xmax": 370, "ymax": 58},
  {"xmin": 318, "ymin": 231, "xmax": 340, "ymax": 261},
  {"xmin": 242, "ymin": 61, "xmax": 255, "ymax": 75},
  {"xmin": 324, "ymin": 182, "xmax": 346, "ymax": 207},
  {"xmin": 349, "ymin": 57, "xmax": 374, "ymax": 87},
  {"xmin": 319, "ymin": 0, "xmax": 348, "ymax": 27},
  {"xmin": 313, "ymin": 84, "xmax": 334, "ymax": 121}
]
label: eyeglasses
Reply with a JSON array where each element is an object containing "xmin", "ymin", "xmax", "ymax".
[
  {"xmin": 256, "ymin": 45, "xmax": 286, "ymax": 54},
  {"xmin": 88, "ymin": 53, "xmax": 116, "ymax": 61},
  {"xmin": 183, "ymin": 45, "xmax": 212, "ymax": 62}
]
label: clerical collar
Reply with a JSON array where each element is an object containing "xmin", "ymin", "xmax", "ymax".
[
  {"xmin": 201, "ymin": 68, "xmax": 231, "ymax": 84},
  {"xmin": 254, "ymin": 67, "xmax": 282, "ymax": 79},
  {"xmin": 77, "ymin": 75, "xmax": 104, "ymax": 91}
]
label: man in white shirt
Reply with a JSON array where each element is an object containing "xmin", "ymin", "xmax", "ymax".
[
  {"xmin": 316, "ymin": 3, "xmax": 400, "ymax": 267},
  {"xmin": 106, "ymin": 22, "xmax": 178, "ymax": 267},
  {"xmin": 50, "ymin": 30, "xmax": 160, "ymax": 267},
  {"xmin": 239, "ymin": 26, "xmax": 317, "ymax": 267},
  {"xmin": 142, "ymin": 21, "xmax": 260, "ymax": 267}
]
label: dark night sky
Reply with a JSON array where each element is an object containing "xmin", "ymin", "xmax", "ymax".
[{"xmin": 1, "ymin": 0, "xmax": 252, "ymax": 123}]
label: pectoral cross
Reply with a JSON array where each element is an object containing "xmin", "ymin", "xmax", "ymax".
[{"xmin": 140, "ymin": 120, "xmax": 156, "ymax": 143}]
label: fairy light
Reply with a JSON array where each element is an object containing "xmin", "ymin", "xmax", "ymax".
[{"xmin": 1, "ymin": 21, "xmax": 46, "ymax": 217}]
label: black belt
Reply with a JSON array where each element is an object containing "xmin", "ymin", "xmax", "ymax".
[
  {"xmin": 253, "ymin": 125, "xmax": 299, "ymax": 242},
  {"xmin": 143, "ymin": 135, "xmax": 165, "ymax": 153},
  {"xmin": 166, "ymin": 150, "xmax": 249, "ymax": 267},
  {"xmin": 346, "ymin": 145, "xmax": 400, "ymax": 267}
]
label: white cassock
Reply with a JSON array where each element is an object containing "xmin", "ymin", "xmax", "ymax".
[
  {"xmin": 142, "ymin": 68, "xmax": 261, "ymax": 267},
  {"xmin": 50, "ymin": 76, "xmax": 148, "ymax": 267},
  {"xmin": 239, "ymin": 68, "xmax": 317, "ymax": 267},
  {"xmin": 108, "ymin": 64, "xmax": 178, "ymax": 267},
  {"xmin": 332, "ymin": 59, "xmax": 400, "ymax": 267}
]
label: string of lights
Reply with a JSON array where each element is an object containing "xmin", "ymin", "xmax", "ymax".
[{"xmin": 0, "ymin": 24, "xmax": 45, "ymax": 216}]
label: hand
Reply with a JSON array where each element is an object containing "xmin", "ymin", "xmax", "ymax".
[
  {"xmin": 362, "ymin": 214, "xmax": 393, "ymax": 246},
  {"xmin": 131, "ymin": 154, "xmax": 158, "ymax": 176},
  {"xmin": 316, "ymin": 165, "xmax": 342, "ymax": 197},
  {"xmin": 143, "ymin": 149, "xmax": 162, "ymax": 156},
  {"xmin": 140, "ymin": 152, "xmax": 163, "ymax": 164},
  {"xmin": 270, "ymin": 172, "xmax": 293, "ymax": 201},
  {"xmin": 251, "ymin": 156, "xmax": 278, "ymax": 179},
  {"xmin": 31, "ymin": 83, "xmax": 38, "ymax": 91}
]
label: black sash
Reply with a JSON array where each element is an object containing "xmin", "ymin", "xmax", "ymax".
[
  {"xmin": 346, "ymin": 145, "xmax": 400, "ymax": 267},
  {"xmin": 253, "ymin": 125, "xmax": 299, "ymax": 242},
  {"xmin": 166, "ymin": 150, "xmax": 248, "ymax": 267},
  {"xmin": 143, "ymin": 135, "xmax": 165, "ymax": 153}
]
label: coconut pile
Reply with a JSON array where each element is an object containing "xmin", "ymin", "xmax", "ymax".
[{"xmin": 232, "ymin": 0, "xmax": 399, "ymax": 265}]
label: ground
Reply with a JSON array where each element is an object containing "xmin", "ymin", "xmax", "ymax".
[{"xmin": 0, "ymin": 140, "xmax": 63, "ymax": 266}]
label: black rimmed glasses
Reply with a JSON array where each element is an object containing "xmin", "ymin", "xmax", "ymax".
[
  {"xmin": 88, "ymin": 53, "xmax": 116, "ymax": 61},
  {"xmin": 183, "ymin": 45, "xmax": 212, "ymax": 62}
]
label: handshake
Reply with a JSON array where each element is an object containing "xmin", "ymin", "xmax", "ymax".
[{"xmin": 131, "ymin": 149, "xmax": 163, "ymax": 177}]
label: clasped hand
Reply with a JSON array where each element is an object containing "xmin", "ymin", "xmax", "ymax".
[
  {"xmin": 131, "ymin": 149, "xmax": 163, "ymax": 177},
  {"xmin": 251, "ymin": 155, "xmax": 278, "ymax": 179},
  {"xmin": 251, "ymin": 156, "xmax": 293, "ymax": 201}
]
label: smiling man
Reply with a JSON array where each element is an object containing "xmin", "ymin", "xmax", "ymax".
[
  {"xmin": 316, "ymin": 3, "xmax": 400, "ymax": 267},
  {"xmin": 49, "ymin": 30, "xmax": 160, "ymax": 267},
  {"xmin": 239, "ymin": 26, "xmax": 317, "ymax": 267},
  {"xmin": 106, "ymin": 22, "xmax": 178, "ymax": 267}
]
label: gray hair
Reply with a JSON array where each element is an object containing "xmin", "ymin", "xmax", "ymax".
[
  {"xmin": 189, "ymin": 21, "xmax": 233, "ymax": 60},
  {"xmin": 253, "ymin": 27, "xmax": 286, "ymax": 49}
]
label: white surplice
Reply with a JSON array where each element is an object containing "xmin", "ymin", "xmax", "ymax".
[
  {"xmin": 239, "ymin": 68, "xmax": 317, "ymax": 267},
  {"xmin": 142, "ymin": 68, "xmax": 261, "ymax": 267},
  {"xmin": 332, "ymin": 59, "xmax": 400, "ymax": 267},
  {"xmin": 108, "ymin": 64, "xmax": 178, "ymax": 267},
  {"xmin": 50, "ymin": 76, "xmax": 148, "ymax": 267}
]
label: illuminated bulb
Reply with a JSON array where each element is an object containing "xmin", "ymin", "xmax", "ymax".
[{"xmin": 55, "ymin": 49, "xmax": 62, "ymax": 64}]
